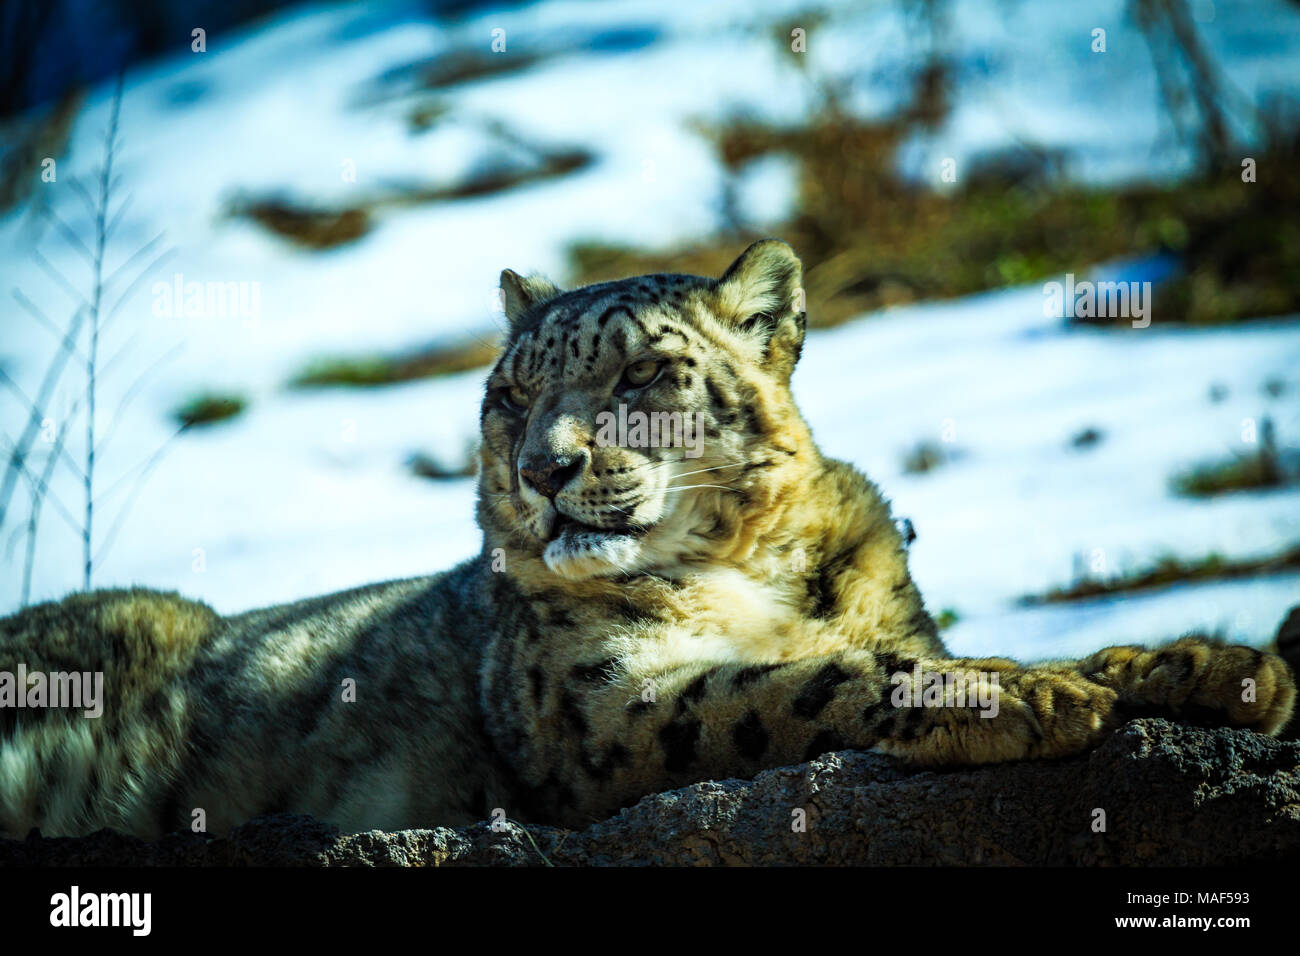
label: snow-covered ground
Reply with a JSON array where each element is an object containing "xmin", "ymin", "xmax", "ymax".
[
  {"xmin": 797, "ymin": 271, "xmax": 1300, "ymax": 658},
  {"xmin": 2, "ymin": 0, "xmax": 1298, "ymax": 660}
]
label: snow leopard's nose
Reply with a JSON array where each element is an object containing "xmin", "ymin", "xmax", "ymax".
[{"xmin": 519, "ymin": 452, "xmax": 586, "ymax": 498}]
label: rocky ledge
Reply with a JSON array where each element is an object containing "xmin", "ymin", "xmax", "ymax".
[{"xmin": 3, "ymin": 717, "xmax": 1298, "ymax": 866}]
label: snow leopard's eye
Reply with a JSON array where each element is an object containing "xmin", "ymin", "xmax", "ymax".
[
  {"xmin": 620, "ymin": 360, "xmax": 660, "ymax": 389},
  {"xmin": 497, "ymin": 385, "xmax": 529, "ymax": 413}
]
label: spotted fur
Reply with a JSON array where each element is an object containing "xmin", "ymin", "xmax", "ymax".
[{"xmin": 1, "ymin": 240, "xmax": 1294, "ymax": 837}]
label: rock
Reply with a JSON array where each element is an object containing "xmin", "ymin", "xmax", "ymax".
[{"xmin": 4, "ymin": 718, "xmax": 1298, "ymax": 866}]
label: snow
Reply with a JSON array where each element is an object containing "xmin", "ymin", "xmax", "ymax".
[
  {"xmin": 794, "ymin": 272, "xmax": 1300, "ymax": 657},
  {"xmin": 2, "ymin": 0, "xmax": 1299, "ymax": 661}
]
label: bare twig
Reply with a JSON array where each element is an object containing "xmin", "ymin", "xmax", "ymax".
[
  {"xmin": 101, "ymin": 242, "xmax": 177, "ymax": 337},
  {"xmin": 1131, "ymin": 0, "xmax": 1259, "ymax": 169},
  {"xmin": 31, "ymin": 244, "xmax": 92, "ymax": 312},
  {"xmin": 102, "ymin": 229, "xmax": 165, "ymax": 295},
  {"xmin": 65, "ymin": 175, "xmax": 98, "ymax": 219},
  {"xmin": 81, "ymin": 73, "xmax": 125, "ymax": 589},
  {"xmin": 5, "ymin": 69, "xmax": 176, "ymax": 600},
  {"xmin": 10, "ymin": 289, "xmax": 89, "ymax": 364},
  {"xmin": 92, "ymin": 424, "xmax": 187, "ymax": 570},
  {"xmin": 0, "ymin": 367, "xmax": 89, "ymax": 483},
  {"xmin": 20, "ymin": 398, "xmax": 81, "ymax": 606},
  {"xmin": 0, "ymin": 305, "xmax": 88, "ymax": 525},
  {"xmin": 94, "ymin": 341, "xmax": 185, "ymax": 459},
  {"xmin": 43, "ymin": 204, "xmax": 95, "ymax": 264},
  {"xmin": 1, "ymin": 438, "xmax": 83, "ymax": 539},
  {"xmin": 104, "ymin": 190, "xmax": 134, "ymax": 240}
]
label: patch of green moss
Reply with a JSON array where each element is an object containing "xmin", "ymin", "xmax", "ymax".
[
  {"xmin": 174, "ymin": 393, "xmax": 246, "ymax": 428},
  {"xmin": 901, "ymin": 441, "xmax": 952, "ymax": 475},
  {"xmin": 1172, "ymin": 420, "xmax": 1288, "ymax": 496},
  {"xmin": 1173, "ymin": 453, "xmax": 1284, "ymax": 497}
]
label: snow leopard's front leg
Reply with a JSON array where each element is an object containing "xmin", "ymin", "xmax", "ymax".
[
  {"xmin": 493, "ymin": 635, "xmax": 1293, "ymax": 826},
  {"xmin": 490, "ymin": 642, "xmax": 1116, "ymax": 825}
]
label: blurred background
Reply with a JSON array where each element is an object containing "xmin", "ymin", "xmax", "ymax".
[{"xmin": 1, "ymin": 0, "xmax": 1297, "ymax": 660}]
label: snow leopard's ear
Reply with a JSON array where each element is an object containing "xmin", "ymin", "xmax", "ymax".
[
  {"xmin": 499, "ymin": 269, "xmax": 561, "ymax": 333},
  {"xmin": 713, "ymin": 239, "xmax": 806, "ymax": 381}
]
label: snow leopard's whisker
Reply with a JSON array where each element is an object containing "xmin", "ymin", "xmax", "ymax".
[
  {"xmin": 665, "ymin": 462, "xmax": 748, "ymax": 481},
  {"xmin": 659, "ymin": 483, "xmax": 744, "ymax": 494},
  {"xmin": 638, "ymin": 455, "xmax": 761, "ymax": 482},
  {"xmin": 627, "ymin": 455, "xmax": 725, "ymax": 475}
]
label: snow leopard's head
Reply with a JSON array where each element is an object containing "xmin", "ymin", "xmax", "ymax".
[{"xmin": 476, "ymin": 240, "xmax": 816, "ymax": 581}]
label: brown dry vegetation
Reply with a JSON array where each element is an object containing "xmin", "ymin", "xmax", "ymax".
[
  {"xmin": 570, "ymin": 3, "xmax": 1300, "ymax": 332},
  {"xmin": 571, "ymin": 90, "xmax": 1300, "ymax": 330},
  {"xmin": 228, "ymin": 147, "xmax": 591, "ymax": 251},
  {"xmin": 173, "ymin": 393, "xmax": 247, "ymax": 428},
  {"xmin": 1171, "ymin": 418, "xmax": 1292, "ymax": 497},
  {"xmin": 1021, "ymin": 543, "xmax": 1300, "ymax": 605},
  {"xmin": 255, "ymin": 3, "xmax": 1298, "ymax": 393},
  {"xmin": 288, "ymin": 336, "xmax": 501, "ymax": 389}
]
